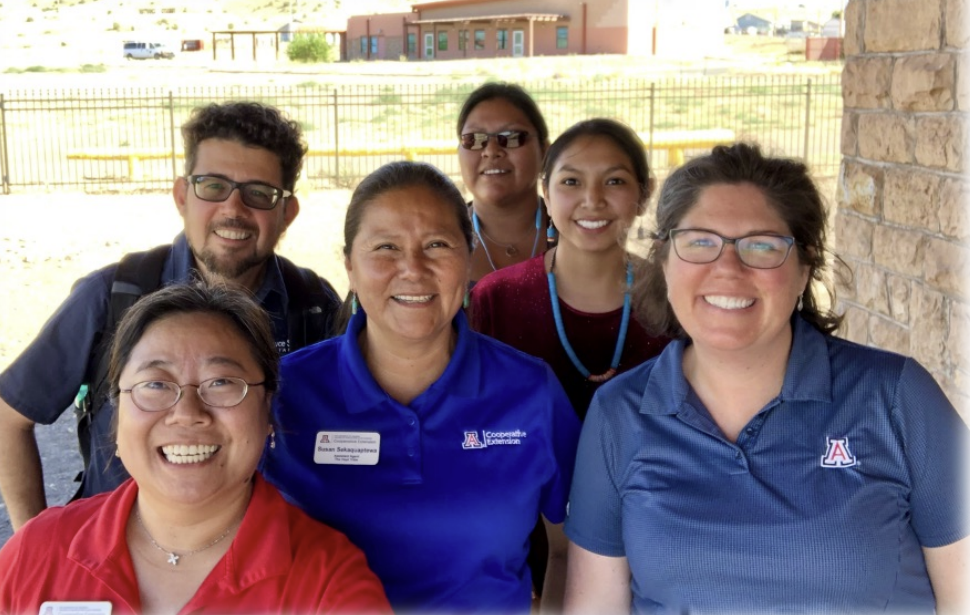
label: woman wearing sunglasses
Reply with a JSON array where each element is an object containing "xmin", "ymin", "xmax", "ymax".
[
  {"xmin": 457, "ymin": 82, "xmax": 552, "ymax": 283},
  {"xmin": 563, "ymin": 144, "xmax": 968, "ymax": 613},
  {"xmin": 0, "ymin": 283, "xmax": 390, "ymax": 614}
]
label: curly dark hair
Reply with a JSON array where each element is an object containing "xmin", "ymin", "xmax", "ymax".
[
  {"xmin": 181, "ymin": 101, "xmax": 307, "ymax": 191},
  {"xmin": 636, "ymin": 142, "xmax": 845, "ymax": 338}
]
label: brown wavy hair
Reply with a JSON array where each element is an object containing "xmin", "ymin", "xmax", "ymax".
[{"xmin": 636, "ymin": 142, "xmax": 845, "ymax": 339}]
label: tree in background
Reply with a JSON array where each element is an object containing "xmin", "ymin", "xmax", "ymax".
[{"xmin": 287, "ymin": 33, "xmax": 335, "ymax": 62}]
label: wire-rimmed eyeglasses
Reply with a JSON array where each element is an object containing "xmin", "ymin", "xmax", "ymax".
[
  {"xmin": 121, "ymin": 377, "xmax": 266, "ymax": 412},
  {"xmin": 185, "ymin": 174, "xmax": 291, "ymax": 211},
  {"xmin": 459, "ymin": 130, "xmax": 529, "ymax": 151},
  {"xmin": 665, "ymin": 228, "xmax": 796, "ymax": 269}
]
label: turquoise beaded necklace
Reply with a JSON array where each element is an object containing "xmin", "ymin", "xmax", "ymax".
[{"xmin": 547, "ymin": 248, "xmax": 633, "ymax": 383}]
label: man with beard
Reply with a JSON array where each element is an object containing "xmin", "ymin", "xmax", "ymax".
[{"xmin": 0, "ymin": 102, "xmax": 340, "ymax": 531}]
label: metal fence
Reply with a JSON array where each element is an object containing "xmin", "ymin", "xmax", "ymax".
[{"xmin": 0, "ymin": 75, "xmax": 842, "ymax": 194}]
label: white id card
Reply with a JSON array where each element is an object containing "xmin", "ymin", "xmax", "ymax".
[
  {"xmin": 314, "ymin": 431, "xmax": 380, "ymax": 465},
  {"xmin": 39, "ymin": 602, "xmax": 112, "ymax": 615}
]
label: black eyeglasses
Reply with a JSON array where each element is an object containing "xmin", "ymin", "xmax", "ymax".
[
  {"xmin": 121, "ymin": 377, "xmax": 266, "ymax": 412},
  {"xmin": 186, "ymin": 175, "xmax": 291, "ymax": 211},
  {"xmin": 665, "ymin": 229, "xmax": 796, "ymax": 269},
  {"xmin": 459, "ymin": 130, "xmax": 529, "ymax": 151}
]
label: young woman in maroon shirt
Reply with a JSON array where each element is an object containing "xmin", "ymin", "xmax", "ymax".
[{"xmin": 471, "ymin": 118, "xmax": 668, "ymax": 418}]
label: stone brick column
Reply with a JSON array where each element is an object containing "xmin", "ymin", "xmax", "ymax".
[{"xmin": 838, "ymin": 0, "xmax": 969, "ymax": 411}]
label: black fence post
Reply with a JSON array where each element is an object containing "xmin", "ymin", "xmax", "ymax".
[
  {"xmin": 0, "ymin": 94, "xmax": 9, "ymax": 195},
  {"xmin": 168, "ymin": 91, "xmax": 178, "ymax": 181},
  {"xmin": 332, "ymin": 88, "xmax": 340, "ymax": 186},
  {"xmin": 803, "ymin": 78, "xmax": 813, "ymax": 163},
  {"xmin": 648, "ymin": 82, "xmax": 656, "ymax": 159}
]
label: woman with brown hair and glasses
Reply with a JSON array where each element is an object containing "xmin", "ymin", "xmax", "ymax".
[
  {"xmin": 563, "ymin": 143, "xmax": 967, "ymax": 614},
  {"xmin": 457, "ymin": 82, "xmax": 553, "ymax": 283}
]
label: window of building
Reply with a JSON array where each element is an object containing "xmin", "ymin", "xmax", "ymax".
[
  {"xmin": 474, "ymin": 29, "xmax": 485, "ymax": 50},
  {"xmin": 438, "ymin": 31, "xmax": 448, "ymax": 51},
  {"xmin": 360, "ymin": 37, "xmax": 367, "ymax": 55},
  {"xmin": 371, "ymin": 36, "xmax": 378, "ymax": 54},
  {"xmin": 556, "ymin": 26, "xmax": 568, "ymax": 49},
  {"xmin": 458, "ymin": 29, "xmax": 467, "ymax": 51},
  {"xmin": 497, "ymin": 29, "xmax": 508, "ymax": 50},
  {"xmin": 408, "ymin": 32, "xmax": 416, "ymax": 55}
]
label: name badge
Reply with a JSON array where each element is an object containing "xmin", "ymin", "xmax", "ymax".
[
  {"xmin": 314, "ymin": 431, "xmax": 380, "ymax": 465},
  {"xmin": 39, "ymin": 602, "xmax": 112, "ymax": 615}
]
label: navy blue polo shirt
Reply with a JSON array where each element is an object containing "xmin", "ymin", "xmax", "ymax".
[
  {"xmin": 261, "ymin": 310, "xmax": 581, "ymax": 613},
  {"xmin": 0, "ymin": 233, "xmax": 292, "ymax": 497},
  {"xmin": 565, "ymin": 316, "xmax": 967, "ymax": 613}
]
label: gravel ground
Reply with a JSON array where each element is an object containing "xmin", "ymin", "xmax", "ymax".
[{"xmin": 0, "ymin": 190, "xmax": 350, "ymax": 547}]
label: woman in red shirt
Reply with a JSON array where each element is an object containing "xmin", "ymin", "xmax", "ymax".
[{"xmin": 0, "ymin": 283, "xmax": 390, "ymax": 615}]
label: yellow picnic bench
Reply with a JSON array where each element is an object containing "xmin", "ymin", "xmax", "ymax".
[
  {"xmin": 305, "ymin": 139, "xmax": 457, "ymax": 161},
  {"xmin": 66, "ymin": 130, "xmax": 735, "ymax": 181},
  {"xmin": 67, "ymin": 149, "xmax": 182, "ymax": 181},
  {"xmin": 642, "ymin": 129, "xmax": 736, "ymax": 166}
]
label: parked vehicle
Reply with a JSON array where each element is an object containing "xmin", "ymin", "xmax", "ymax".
[{"xmin": 123, "ymin": 41, "xmax": 176, "ymax": 60}]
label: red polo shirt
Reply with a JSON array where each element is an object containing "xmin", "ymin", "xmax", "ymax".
[{"xmin": 0, "ymin": 474, "xmax": 390, "ymax": 614}]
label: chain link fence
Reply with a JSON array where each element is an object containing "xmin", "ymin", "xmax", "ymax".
[{"xmin": 0, "ymin": 75, "xmax": 842, "ymax": 194}]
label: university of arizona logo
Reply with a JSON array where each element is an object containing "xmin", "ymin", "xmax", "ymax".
[
  {"xmin": 462, "ymin": 431, "xmax": 485, "ymax": 449},
  {"xmin": 820, "ymin": 437, "xmax": 857, "ymax": 468}
]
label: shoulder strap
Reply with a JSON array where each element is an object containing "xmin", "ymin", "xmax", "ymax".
[
  {"xmin": 78, "ymin": 244, "xmax": 169, "ymax": 466},
  {"xmin": 278, "ymin": 256, "xmax": 339, "ymax": 351}
]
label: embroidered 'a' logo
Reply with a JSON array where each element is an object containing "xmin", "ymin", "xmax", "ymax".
[
  {"xmin": 461, "ymin": 431, "xmax": 485, "ymax": 449},
  {"xmin": 820, "ymin": 437, "xmax": 857, "ymax": 468}
]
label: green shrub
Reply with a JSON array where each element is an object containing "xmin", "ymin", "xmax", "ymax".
[{"xmin": 287, "ymin": 32, "xmax": 335, "ymax": 63}]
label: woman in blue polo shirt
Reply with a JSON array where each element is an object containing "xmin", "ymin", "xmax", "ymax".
[
  {"xmin": 564, "ymin": 143, "xmax": 967, "ymax": 613},
  {"xmin": 261, "ymin": 161, "xmax": 581, "ymax": 613}
]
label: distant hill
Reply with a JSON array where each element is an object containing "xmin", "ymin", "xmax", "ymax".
[{"xmin": 0, "ymin": 0, "xmax": 422, "ymax": 33}]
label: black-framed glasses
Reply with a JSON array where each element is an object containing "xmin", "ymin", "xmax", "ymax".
[
  {"xmin": 666, "ymin": 229, "xmax": 796, "ymax": 269},
  {"xmin": 185, "ymin": 175, "xmax": 291, "ymax": 211},
  {"xmin": 459, "ymin": 130, "xmax": 529, "ymax": 151},
  {"xmin": 121, "ymin": 377, "xmax": 266, "ymax": 412}
]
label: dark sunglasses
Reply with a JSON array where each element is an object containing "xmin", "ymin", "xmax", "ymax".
[
  {"xmin": 185, "ymin": 175, "xmax": 291, "ymax": 211},
  {"xmin": 459, "ymin": 130, "xmax": 529, "ymax": 151}
]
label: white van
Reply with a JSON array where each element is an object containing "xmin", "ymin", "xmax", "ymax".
[{"xmin": 123, "ymin": 41, "xmax": 176, "ymax": 60}]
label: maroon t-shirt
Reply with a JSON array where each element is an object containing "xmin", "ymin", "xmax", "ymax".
[{"xmin": 470, "ymin": 255, "xmax": 669, "ymax": 420}]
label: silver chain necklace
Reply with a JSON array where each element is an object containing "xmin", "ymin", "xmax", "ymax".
[{"xmin": 135, "ymin": 510, "xmax": 237, "ymax": 566}]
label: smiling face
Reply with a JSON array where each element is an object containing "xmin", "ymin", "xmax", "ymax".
[
  {"xmin": 662, "ymin": 182, "xmax": 810, "ymax": 356},
  {"xmin": 543, "ymin": 135, "xmax": 644, "ymax": 257},
  {"xmin": 174, "ymin": 138, "xmax": 299, "ymax": 284},
  {"xmin": 458, "ymin": 97, "xmax": 545, "ymax": 210},
  {"xmin": 115, "ymin": 311, "xmax": 271, "ymax": 507},
  {"xmin": 345, "ymin": 185, "xmax": 471, "ymax": 350}
]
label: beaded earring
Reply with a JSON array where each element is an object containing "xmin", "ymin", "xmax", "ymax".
[
  {"xmin": 269, "ymin": 430, "xmax": 276, "ymax": 450},
  {"xmin": 351, "ymin": 293, "xmax": 359, "ymax": 315},
  {"xmin": 546, "ymin": 219, "xmax": 556, "ymax": 244},
  {"xmin": 797, "ymin": 294, "xmax": 804, "ymax": 312}
]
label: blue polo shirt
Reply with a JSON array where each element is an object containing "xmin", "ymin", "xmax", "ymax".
[
  {"xmin": 261, "ymin": 310, "xmax": 581, "ymax": 613},
  {"xmin": 0, "ymin": 233, "xmax": 292, "ymax": 497},
  {"xmin": 565, "ymin": 316, "xmax": 968, "ymax": 614}
]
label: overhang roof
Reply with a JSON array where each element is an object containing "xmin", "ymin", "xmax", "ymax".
[{"xmin": 410, "ymin": 12, "xmax": 568, "ymax": 25}]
